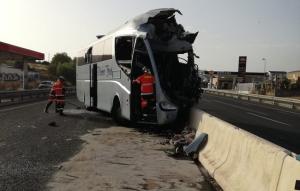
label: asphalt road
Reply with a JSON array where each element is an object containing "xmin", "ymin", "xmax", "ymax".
[
  {"xmin": 197, "ymin": 93, "xmax": 300, "ymax": 154},
  {"xmin": 0, "ymin": 99, "xmax": 211, "ymax": 191}
]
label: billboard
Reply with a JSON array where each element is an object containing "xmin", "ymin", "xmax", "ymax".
[
  {"xmin": 238, "ymin": 56, "xmax": 247, "ymax": 74},
  {"xmin": 238, "ymin": 56, "xmax": 247, "ymax": 82}
]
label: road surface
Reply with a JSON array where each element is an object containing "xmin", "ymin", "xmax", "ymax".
[
  {"xmin": 198, "ymin": 93, "xmax": 300, "ymax": 154},
  {"xmin": 0, "ymin": 99, "xmax": 212, "ymax": 191}
]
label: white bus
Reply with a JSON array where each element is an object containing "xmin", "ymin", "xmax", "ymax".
[{"xmin": 76, "ymin": 8, "xmax": 201, "ymax": 125}]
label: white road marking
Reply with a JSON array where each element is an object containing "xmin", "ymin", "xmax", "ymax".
[
  {"xmin": 0, "ymin": 101, "xmax": 45, "ymax": 113},
  {"xmin": 207, "ymin": 93, "xmax": 300, "ymax": 116},
  {"xmin": 247, "ymin": 112, "xmax": 290, "ymax": 126},
  {"xmin": 212, "ymin": 100, "xmax": 268, "ymax": 116},
  {"xmin": 242, "ymin": 100, "xmax": 300, "ymax": 115}
]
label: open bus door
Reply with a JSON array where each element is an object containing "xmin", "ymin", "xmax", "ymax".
[{"xmin": 131, "ymin": 38, "xmax": 157, "ymax": 123}]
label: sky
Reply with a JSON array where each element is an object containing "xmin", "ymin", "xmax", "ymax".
[{"xmin": 1, "ymin": 0, "xmax": 300, "ymax": 72}]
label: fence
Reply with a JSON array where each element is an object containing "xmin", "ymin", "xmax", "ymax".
[
  {"xmin": 0, "ymin": 87, "xmax": 76, "ymax": 106},
  {"xmin": 204, "ymin": 88, "xmax": 300, "ymax": 110}
]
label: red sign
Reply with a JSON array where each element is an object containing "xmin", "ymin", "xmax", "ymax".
[
  {"xmin": 238, "ymin": 56, "xmax": 247, "ymax": 82},
  {"xmin": 238, "ymin": 56, "xmax": 247, "ymax": 74}
]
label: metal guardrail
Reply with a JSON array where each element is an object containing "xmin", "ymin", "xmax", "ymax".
[
  {"xmin": 203, "ymin": 88, "xmax": 300, "ymax": 110},
  {"xmin": 0, "ymin": 87, "xmax": 76, "ymax": 106}
]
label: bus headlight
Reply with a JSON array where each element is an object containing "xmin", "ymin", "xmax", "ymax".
[{"xmin": 159, "ymin": 101, "xmax": 177, "ymax": 111}]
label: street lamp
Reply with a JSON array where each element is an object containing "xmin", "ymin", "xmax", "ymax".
[{"xmin": 262, "ymin": 58, "xmax": 267, "ymax": 73}]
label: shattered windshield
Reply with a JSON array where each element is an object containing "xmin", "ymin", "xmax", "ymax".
[{"xmin": 151, "ymin": 47, "xmax": 200, "ymax": 103}]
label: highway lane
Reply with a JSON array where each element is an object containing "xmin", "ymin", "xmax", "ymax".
[{"xmin": 197, "ymin": 93, "xmax": 300, "ymax": 154}]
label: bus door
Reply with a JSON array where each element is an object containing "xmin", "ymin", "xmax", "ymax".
[
  {"xmin": 91, "ymin": 63, "xmax": 97, "ymax": 108},
  {"xmin": 87, "ymin": 47, "xmax": 97, "ymax": 108},
  {"xmin": 131, "ymin": 38, "xmax": 157, "ymax": 122},
  {"xmin": 115, "ymin": 36, "xmax": 135, "ymax": 120}
]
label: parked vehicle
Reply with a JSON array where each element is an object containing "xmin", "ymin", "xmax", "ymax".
[{"xmin": 38, "ymin": 81, "xmax": 53, "ymax": 89}]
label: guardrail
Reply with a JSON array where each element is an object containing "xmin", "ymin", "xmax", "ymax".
[
  {"xmin": 0, "ymin": 87, "xmax": 76, "ymax": 106},
  {"xmin": 203, "ymin": 88, "xmax": 300, "ymax": 110}
]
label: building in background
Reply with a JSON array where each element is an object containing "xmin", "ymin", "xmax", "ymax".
[
  {"xmin": 0, "ymin": 64, "xmax": 39, "ymax": 81},
  {"xmin": 287, "ymin": 70, "xmax": 300, "ymax": 84},
  {"xmin": 0, "ymin": 41, "xmax": 44, "ymax": 90},
  {"xmin": 266, "ymin": 71, "xmax": 287, "ymax": 82},
  {"xmin": 203, "ymin": 71, "xmax": 266, "ymax": 90}
]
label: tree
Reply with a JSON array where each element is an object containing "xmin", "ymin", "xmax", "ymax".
[
  {"xmin": 49, "ymin": 53, "xmax": 72, "ymax": 76},
  {"xmin": 48, "ymin": 53, "xmax": 75, "ymax": 84},
  {"xmin": 51, "ymin": 53, "xmax": 72, "ymax": 65},
  {"xmin": 56, "ymin": 62, "xmax": 76, "ymax": 84},
  {"xmin": 40, "ymin": 61, "xmax": 50, "ymax": 65}
]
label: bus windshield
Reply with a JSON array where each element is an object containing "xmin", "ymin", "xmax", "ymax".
[{"xmin": 151, "ymin": 49, "xmax": 201, "ymax": 104}]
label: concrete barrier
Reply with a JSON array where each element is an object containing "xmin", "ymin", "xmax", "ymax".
[
  {"xmin": 277, "ymin": 156, "xmax": 300, "ymax": 191},
  {"xmin": 214, "ymin": 129, "xmax": 287, "ymax": 191},
  {"xmin": 195, "ymin": 111, "xmax": 236, "ymax": 176},
  {"xmin": 190, "ymin": 109, "xmax": 294, "ymax": 191}
]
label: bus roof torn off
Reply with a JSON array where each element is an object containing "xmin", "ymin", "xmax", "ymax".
[{"xmin": 116, "ymin": 8, "xmax": 199, "ymax": 53}]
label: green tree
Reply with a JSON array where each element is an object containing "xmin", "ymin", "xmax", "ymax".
[
  {"xmin": 51, "ymin": 53, "xmax": 72, "ymax": 65},
  {"xmin": 48, "ymin": 53, "xmax": 75, "ymax": 84},
  {"xmin": 49, "ymin": 53, "xmax": 72, "ymax": 76},
  {"xmin": 56, "ymin": 62, "xmax": 76, "ymax": 84},
  {"xmin": 40, "ymin": 61, "xmax": 50, "ymax": 65}
]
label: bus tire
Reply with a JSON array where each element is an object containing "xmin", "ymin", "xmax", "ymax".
[{"xmin": 112, "ymin": 99, "xmax": 122, "ymax": 124}]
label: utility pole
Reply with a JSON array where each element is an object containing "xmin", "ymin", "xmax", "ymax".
[{"xmin": 262, "ymin": 58, "xmax": 267, "ymax": 74}]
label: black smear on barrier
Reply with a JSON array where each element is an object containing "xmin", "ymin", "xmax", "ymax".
[{"xmin": 295, "ymin": 180, "xmax": 300, "ymax": 190}]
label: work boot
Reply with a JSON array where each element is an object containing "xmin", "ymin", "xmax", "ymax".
[{"xmin": 44, "ymin": 102, "xmax": 52, "ymax": 113}]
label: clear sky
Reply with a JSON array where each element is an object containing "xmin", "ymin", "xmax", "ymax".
[{"xmin": 1, "ymin": 0, "xmax": 299, "ymax": 72}]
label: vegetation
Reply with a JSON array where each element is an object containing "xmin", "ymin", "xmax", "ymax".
[{"xmin": 49, "ymin": 53, "xmax": 76, "ymax": 85}]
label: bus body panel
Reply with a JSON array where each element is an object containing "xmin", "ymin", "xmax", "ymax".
[{"xmin": 96, "ymin": 59, "xmax": 131, "ymax": 119}]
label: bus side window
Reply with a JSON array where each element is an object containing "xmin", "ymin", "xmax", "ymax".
[{"xmin": 115, "ymin": 36, "xmax": 134, "ymax": 74}]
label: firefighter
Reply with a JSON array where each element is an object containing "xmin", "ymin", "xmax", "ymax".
[
  {"xmin": 44, "ymin": 76, "xmax": 65, "ymax": 115},
  {"xmin": 133, "ymin": 67, "xmax": 155, "ymax": 113}
]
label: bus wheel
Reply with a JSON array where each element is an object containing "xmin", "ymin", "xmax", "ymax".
[{"xmin": 112, "ymin": 99, "xmax": 122, "ymax": 124}]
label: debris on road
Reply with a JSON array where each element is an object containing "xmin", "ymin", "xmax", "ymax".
[
  {"xmin": 184, "ymin": 133, "xmax": 208, "ymax": 159},
  {"xmin": 167, "ymin": 127, "xmax": 196, "ymax": 157},
  {"xmin": 48, "ymin": 121, "xmax": 58, "ymax": 127}
]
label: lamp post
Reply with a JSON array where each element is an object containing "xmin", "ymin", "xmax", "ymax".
[{"xmin": 262, "ymin": 58, "xmax": 267, "ymax": 73}]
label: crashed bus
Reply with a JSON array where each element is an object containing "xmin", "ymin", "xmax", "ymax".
[{"xmin": 76, "ymin": 8, "xmax": 201, "ymax": 125}]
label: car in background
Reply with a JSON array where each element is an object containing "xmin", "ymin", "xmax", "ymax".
[{"xmin": 38, "ymin": 81, "xmax": 53, "ymax": 89}]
